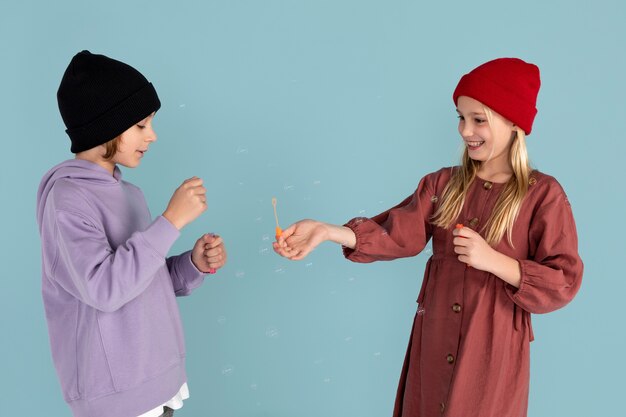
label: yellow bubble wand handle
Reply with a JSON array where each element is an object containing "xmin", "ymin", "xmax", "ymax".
[{"xmin": 272, "ymin": 197, "xmax": 283, "ymax": 239}]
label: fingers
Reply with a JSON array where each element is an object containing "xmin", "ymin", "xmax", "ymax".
[
  {"xmin": 194, "ymin": 233, "xmax": 227, "ymax": 272},
  {"xmin": 272, "ymin": 241, "xmax": 303, "ymax": 260},
  {"xmin": 183, "ymin": 176, "xmax": 203, "ymax": 186},
  {"xmin": 203, "ymin": 234, "xmax": 223, "ymax": 248},
  {"xmin": 453, "ymin": 237, "xmax": 469, "ymax": 247},
  {"xmin": 289, "ymin": 249, "xmax": 309, "ymax": 261},
  {"xmin": 182, "ymin": 178, "xmax": 206, "ymax": 196},
  {"xmin": 204, "ymin": 246, "xmax": 224, "ymax": 259},
  {"xmin": 277, "ymin": 223, "xmax": 297, "ymax": 245},
  {"xmin": 272, "ymin": 241, "xmax": 291, "ymax": 258},
  {"xmin": 453, "ymin": 226, "xmax": 479, "ymax": 239},
  {"xmin": 452, "ymin": 227, "xmax": 467, "ymax": 238},
  {"xmin": 453, "ymin": 245, "xmax": 467, "ymax": 255}
]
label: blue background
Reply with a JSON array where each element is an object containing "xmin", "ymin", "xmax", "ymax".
[{"xmin": 1, "ymin": 0, "xmax": 624, "ymax": 416}]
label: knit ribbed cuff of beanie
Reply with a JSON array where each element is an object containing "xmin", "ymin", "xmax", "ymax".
[{"xmin": 67, "ymin": 83, "xmax": 160, "ymax": 153}]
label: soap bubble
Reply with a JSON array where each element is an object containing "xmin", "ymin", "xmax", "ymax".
[
  {"xmin": 221, "ymin": 365, "xmax": 234, "ymax": 376},
  {"xmin": 217, "ymin": 316, "xmax": 227, "ymax": 325},
  {"xmin": 265, "ymin": 327, "xmax": 279, "ymax": 338}
]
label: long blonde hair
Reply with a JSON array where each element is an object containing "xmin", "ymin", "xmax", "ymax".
[{"xmin": 431, "ymin": 107, "xmax": 532, "ymax": 247}]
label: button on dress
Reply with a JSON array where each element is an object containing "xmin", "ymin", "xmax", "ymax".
[{"xmin": 343, "ymin": 167, "xmax": 583, "ymax": 417}]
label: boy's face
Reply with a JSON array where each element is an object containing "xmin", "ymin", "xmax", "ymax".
[
  {"xmin": 112, "ymin": 113, "xmax": 157, "ymax": 169},
  {"xmin": 456, "ymin": 96, "xmax": 515, "ymax": 170}
]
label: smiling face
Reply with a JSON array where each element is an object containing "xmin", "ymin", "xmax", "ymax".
[
  {"xmin": 110, "ymin": 113, "xmax": 157, "ymax": 169},
  {"xmin": 456, "ymin": 96, "xmax": 516, "ymax": 175}
]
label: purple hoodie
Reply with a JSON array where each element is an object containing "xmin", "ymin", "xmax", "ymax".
[{"xmin": 36, "ymin": 159, "xmax": 206, "ymax": 417}]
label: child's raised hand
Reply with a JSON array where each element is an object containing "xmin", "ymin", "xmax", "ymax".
[
  {"xmin": 452, "ymin": 225, "xmax": 497, "ymax": 271},
  {"xmin": 163, "ymin": 177, "xmax": 207, "ymax": 230},
  {"xmin": 272, "ymin": 219, "xmax": 328, "ymax": 260},
  {"xmin": 191, "ymin": 233, "xmax": 227, "ymax": 274}
]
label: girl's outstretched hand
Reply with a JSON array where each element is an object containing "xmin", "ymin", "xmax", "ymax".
[
  {"xmin": 452, "ymin": 226, "xmax": 497, "ymax": 271},
  {"xmin": 192, "ymin": 233, "xmax": 227, "ymax": 273},
  {"xmin": 273, "ymin": 219, "xmax": 329, "ymax": 260}
]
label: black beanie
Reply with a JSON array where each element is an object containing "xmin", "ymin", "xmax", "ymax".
[{"xmin": 57, "ymin": 50, "xmax": 161, "ymax": 153}]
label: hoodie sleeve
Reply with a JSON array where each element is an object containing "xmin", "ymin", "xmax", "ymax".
[
  {"xmin": 51, "ymin": 210, "xmax": 180, "ymax": 313},
  {"xmin": 505, "ymin": 186, "xmax": 584, "ymax": 314},
  {"xmin": 166, "ymin": 251, "xmax": 206, "ymax": 296}
]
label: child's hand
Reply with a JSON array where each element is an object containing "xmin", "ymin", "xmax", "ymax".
[
  {"xmin": 191, "ymin": 233, "xmax": 227, "ymax": 273},
  {"xmin": 163, "ymin": 177, "xmax": 207, "ymax": 230},
  {"xmin": 272, "ymin": 219, "xmax": 328, "ymax": 260},
  {"xmin": 452, "ymin": 226, "xmax": 497, "ymax": 271}
]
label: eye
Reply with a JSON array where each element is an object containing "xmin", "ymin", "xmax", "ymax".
[
  {"xmin": 475, "ymin": 118, "xmax": 487, "ymax": 124},
  {"xmin": 457, "ymin": 115, "xmax": 464, "ymax": 121},
  {"xmin": 136, "ymin": 124, "xmax": 146, "ymax": 129}
]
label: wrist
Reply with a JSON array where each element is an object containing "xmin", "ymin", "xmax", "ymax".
[
  {"xmin": 489, "ymin": 250, "xmax": 521, "ymax": 288},
  {"xmin": 326, "ymin": 224, "xmax": 356, "ymax": 249},
  {"xmin": 162, "ymin": 211, "xmax": 183, "ymax": 230}
]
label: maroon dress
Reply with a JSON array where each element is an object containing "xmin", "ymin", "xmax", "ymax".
[{"xmin": 343, "ymin": 167, "xmax": 583, "ymax": 417}]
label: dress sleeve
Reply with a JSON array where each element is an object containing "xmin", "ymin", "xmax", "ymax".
[
  {"xmin": 342, "ymin": 175, "xmax": 436, "ymax": 263},
  {"xmin": 506, "ymin": 191, "xmax": 584, "ymax": 314},
  {"xmin": 166, "ymin": 251, "xmax": 207, "ymax": 296},
  {"xmin": 52, "ymin": 212, "xmax": 180, "ymax": 312}
]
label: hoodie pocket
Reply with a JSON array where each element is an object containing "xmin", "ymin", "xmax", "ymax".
[{"xmin": 96, "ymin": 272, "xmax": 184, "ymax": 390}]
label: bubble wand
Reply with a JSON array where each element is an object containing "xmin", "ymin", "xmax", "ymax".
[{"xmin": 272, "ymin": 197, "xmax": 283, "ymax": 239}]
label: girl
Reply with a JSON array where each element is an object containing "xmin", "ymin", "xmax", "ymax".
[
  {"xmin": 36, "ymin": 50, "xmax": 227, "ymax": 417},
  {"xmin": 273, "ymin": 58, "xmax": 583, "ymax": 417}
]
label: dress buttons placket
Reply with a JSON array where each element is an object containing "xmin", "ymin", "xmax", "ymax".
[
  {"xmin": 483, "ymin": 181, "xmax": 493, "ymax": 190},
  {"xmin": 452, "ymin": 303, "xmax": 462, "ymax": 313},
  {"xmin": 446, "ymin": 354, "xmax": 455, "ymax": 364}
]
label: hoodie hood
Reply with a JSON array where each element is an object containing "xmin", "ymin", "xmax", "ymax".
[{"xmin": 36, "ymin": 159, "xmax": 122, "ymax": 233}]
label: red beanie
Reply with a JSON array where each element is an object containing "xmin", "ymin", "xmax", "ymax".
[{"xmin": 453, "ymin": 58, "xmax": 541, "ymax": 135}]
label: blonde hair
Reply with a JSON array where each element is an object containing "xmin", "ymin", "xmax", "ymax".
[{"xmin": 431, "ymin": 107, "xmax": 532, "ymax": 247}]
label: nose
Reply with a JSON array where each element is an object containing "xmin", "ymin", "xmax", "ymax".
[
  {"xmin": 146, "ymin": 126, "xmax": 157, "ymax": 143},
  {"xmin": 459, "ymin": 120, "xmax": 473, "ymax": 138}
]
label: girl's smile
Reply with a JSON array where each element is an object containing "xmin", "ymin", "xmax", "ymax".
[{"xmin": 465, "ymin": 140, "xmax": 485, "ymax": 150}]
